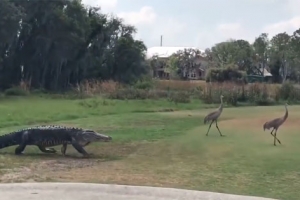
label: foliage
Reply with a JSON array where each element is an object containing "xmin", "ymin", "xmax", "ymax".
[
  {"xmin": 206, "ymin": 29, "xmax": 300, "ymax": 84},
  {"xmin": 279, "ymin": 81, "xmax": 300, "ymax": 101},
  {"xmin": 205, "ymin": 64, "xmax": 246, "ymax": 83},
  {"xmin": 208, "ymin": 39, "xmax": 253, "ymax": 72},
  {"xmin": 168, "ymin": 91, "xmax": 191, "ymax": 104},
  {"xmin": 50, "ymin": 79, "xmax": 300, "ymax": 107},
  {"xmin": 174, "ymin": 48, "xmax": 204, "ymax": 79},
  {"xmin": 0, "ymin": 0, "xmax": 149, "ymax": 92},
  {"xmin": 4, "ymin": 87, "xmax": 29, "ymax": 96},
  {"xmin": 165, "ymin": 55, "xmax": 180, "ymax": 79}
]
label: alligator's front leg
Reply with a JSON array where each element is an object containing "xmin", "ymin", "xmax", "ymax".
[
  {"xmin": 61, "ymin": 143, "xmax": 67, "ymax": 156},
  {"xmin": 37, "ymin": 145, "xmax": 57, "ymax": 153},
  {"xmin": 71, "ymin": 138, "xmax": 89, "ymax": 157},
  {"xmin": 15, "ymin": 131, "xmax": 29, "ymax": 155}
]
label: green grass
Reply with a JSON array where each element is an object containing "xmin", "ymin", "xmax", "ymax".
[{"xmin": 0, "ymin": 96, "xmax": 299, "ymax": 200}]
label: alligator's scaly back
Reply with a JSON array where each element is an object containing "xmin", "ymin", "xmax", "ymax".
[
  {"xmin": 0, "ymin": 125, "xmax": 112, "ymax": 156},
  {"xmin": 0, "ymin": 125, "xmax": 81, "ymax": 151}
]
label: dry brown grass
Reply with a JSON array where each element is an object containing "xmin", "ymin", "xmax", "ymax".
[
  {"xmin": 155, "ymin": 79, "xmax": 278, "ymax": 92},
  {"xmin": 74, "ymin": 79, "xmax": 122, "ymax": 97},
  {"xmin": 154, "ymin": 79, "xmax": 206, "ymax": 90}
]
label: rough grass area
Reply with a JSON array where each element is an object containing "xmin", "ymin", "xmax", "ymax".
[{"xmin": 0, "ymin": 97, "xmax": 299, "ymax": 200}]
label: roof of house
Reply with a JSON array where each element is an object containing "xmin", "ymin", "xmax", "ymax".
[
  {"xmin": 262, "ymin": 68, "xmax": 272, "ymax": 76},
  {"xmin": 146, "ymin": 46, "xmax": 205, "ymax": 59},
  {"xmin": 258, "ymin": 66, "xmax": 272, "ymax": 76}
]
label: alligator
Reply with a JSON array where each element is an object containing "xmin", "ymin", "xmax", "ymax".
[{"xmin": 0, "ymin": 125, "xmax": 112, "ymax": 156}]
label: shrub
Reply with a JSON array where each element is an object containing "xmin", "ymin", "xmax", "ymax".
[
  {"xmin": 279, "ymin": 81, "xmax": 300, "ymax": 101},
  {"xmin": 134, "ymin": 80, "xmax": 154, "ymax": 89},
  {"xmin": 200, "ymin": 82, "xmax": 243, "ymax": 105},
  {"xmin": 168, "ymin": 91, "xmax": 191, "ymax": 104},
  {"xmin": 4, "ymin": 87, "xmax": 29, "ymax": 96},
  {"xmin": 198, "ymin": 81, "xmax": 284, "ymax": 106},
  {"xmin": 60, "ymin": 79, "xmax": 300, "ymax": 106},
  {"xmin": 74, "ymin": 79, "xmax": 121, "ymax": 98},
  {"xmin": 154, "ymin": 80, "xmax": 205, "ymax": 91},
  {"xmin": 205, "ymin": 64, "xmax": 246, "ymax": 83},
  {"xmin": 107, "ymin": 87, "xmax": 170, "ymax": 100}
]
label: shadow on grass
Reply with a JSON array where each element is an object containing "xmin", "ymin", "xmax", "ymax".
[{"xmin": 0, "ymin": 151, "xmax": 121, "ymax": 161}]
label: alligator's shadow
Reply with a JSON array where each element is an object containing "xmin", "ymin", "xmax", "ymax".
[{"xmin": 0, "ymin": 151, "xmax": 118, "ymax": 161}]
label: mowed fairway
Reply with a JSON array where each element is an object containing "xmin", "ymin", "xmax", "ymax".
[{"xmin": 0, "ymin": 97, "xmax": 299, "ymax": 200}]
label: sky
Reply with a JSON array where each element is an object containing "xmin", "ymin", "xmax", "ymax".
[{"xmin": 81, "ymin": 0, "xmax": 300, "ymax": 50}]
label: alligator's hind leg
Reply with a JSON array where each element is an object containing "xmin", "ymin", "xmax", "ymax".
[
  {"xmin": 61, "ymin": 143, "xmax": 67, "ymax": 156},
  {"xmin": 71, "ymin": 138, "xmax": 89, "ymax": 157},
  {"xmin": 37, "ymin": 145, "xmax": 57, "ymax": 153}
]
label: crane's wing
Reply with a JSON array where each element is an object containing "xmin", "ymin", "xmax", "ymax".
[
  {"xmin": 204, "ymin": 110, "xmax": 219, "ymax": 124},
  {"xmin": 263, "ymin": 117, "xmax": 281, "ymax": 130}
]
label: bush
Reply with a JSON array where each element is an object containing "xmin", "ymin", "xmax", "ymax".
[
  {"xmin": 198, "ymin": 81, "xmax": 284, "ymax": 106},
  {"xmin": 154, "ymin": 80, "xmax": 205, "ymax": 91},
  {"xmin": 134, "ymin": 80, "xmax": 154, "ymax": 89},
  {"xmin": 168, "ymin": 91, "xmax": 191, "ymax": 104},
  {"xmin": 65, "ymin": 79, "xmax": 300, "ymax": 106},
  {"xmin": 107, "ymin": 87, "xmax": 169, "ymax": 100},
  {"xmin": 4, "ymin": 87, "xmax": 29, "ymax": 96},
  {"xmin": 200, "ymin": 82, "xmax": 243, "ymax": 106},
  {"xmin": 279, "ymin": 81, "xmax": 300, "ymax": 101},
  {"xmin": 205, "ymin": 64, "xmax": 246, "ymax": 83}
]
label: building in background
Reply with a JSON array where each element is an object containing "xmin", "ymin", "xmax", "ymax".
[{"xmin": 147, "ymin": 46, "xmax": 208, "ymax": 80}]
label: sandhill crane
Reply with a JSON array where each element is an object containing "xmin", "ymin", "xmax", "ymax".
[
  {"xmin": 263, "ymin": 103, "xmax": 288, "ymax": 146},
  {"xmin": 204, "ymin": 95, "xmax": 224, "ymax": 136}
]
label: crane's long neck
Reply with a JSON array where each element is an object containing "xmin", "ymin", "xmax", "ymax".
[
  {"xmin": 283, "ymin": 104, "xmax": 288, "ymax": 121},
  {"xmin": 218, "ymin": 97, "xmax": 223, "ymax": 111}
]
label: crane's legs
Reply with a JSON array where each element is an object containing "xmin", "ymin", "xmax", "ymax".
[
  {"xmin": 270, "ymin": 128, "xmax": 281, "ymax": 145},
  {"xmin": 206, "ymin": 120, "xmax": 224, "ymax": 136},
  {"xmin": 273, "ymin": 129, "xmax": 280, "ymax": 146},
  {"xmin": 205, "ymin": 121, "xmax": 214, "ymax": 136},
  {"xmin": 215, "ymin": 120, "xmax": 224, "ymax": 136}
]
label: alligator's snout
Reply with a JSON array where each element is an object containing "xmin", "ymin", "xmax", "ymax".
[{"xmin": 104, "ymin": 135, "xmax": 112, "ymax": 142}]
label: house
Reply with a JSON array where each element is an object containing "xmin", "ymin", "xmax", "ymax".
[
  {"xmin": 182, "ymin": 55, "xmax": 209, "ymax": 80},
  {"xmin": 247, "ymin": 63, "xmax": 273, "ymax": 83},
  {"xmin": 147, "ymin": 46, "xmax": 207, "ymax": 80}
]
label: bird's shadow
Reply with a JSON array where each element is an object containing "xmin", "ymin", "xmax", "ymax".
[{"xmin": 205, "ymin": 134, "xmax": 226, "ymax": 137}]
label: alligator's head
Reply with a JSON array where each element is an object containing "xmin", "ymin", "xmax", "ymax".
[{"xmin": 75, "ymin": 129, "xmax": 112, "ymax": 146}]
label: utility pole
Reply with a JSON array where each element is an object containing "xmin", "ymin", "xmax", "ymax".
[{"xmin": 160, "ymin": 35, "xmax": 163, "ymax": 46}]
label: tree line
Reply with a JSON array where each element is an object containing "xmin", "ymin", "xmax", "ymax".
[
  {"xmin": 151, "ymin": 30, "xmax": 300, "ymax": 83},
  {"xmin": 0, "ymin": 0, "xmax": 150, "ymax": 91},
  {"xmin": 206, "ymin": 30, "xmax": 300, "ymax": 83},
  {"xmin": 2, "ymin": 0, "xmax": 299, "ymax": 93}
]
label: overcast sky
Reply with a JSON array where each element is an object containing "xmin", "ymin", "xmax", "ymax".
[{"xmin": 82, "ymin": 0, "xmax": 300, "ymax": 50}]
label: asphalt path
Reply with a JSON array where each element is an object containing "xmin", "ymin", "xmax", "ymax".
[{"xmin": 0, "ymin": 182, "xmax": 278, "ymax": 200}]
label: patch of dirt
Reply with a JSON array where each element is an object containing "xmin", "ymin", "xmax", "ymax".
[
  {"xmin": 0, "ymin": 140, "xmax": 191, "ymax": 188},
  {"xmin": 0, "ymin": 142, "xmax": 146, "ymax": 183}
]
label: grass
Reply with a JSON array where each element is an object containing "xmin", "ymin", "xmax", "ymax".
[{"xmin": 0, "ymin": 96, "xmax": 299, "ymax": 200}]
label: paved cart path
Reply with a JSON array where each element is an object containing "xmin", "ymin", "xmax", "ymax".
[{"xmin": 0, "ymin": 182, "xmax": 277, "ymax": 200}]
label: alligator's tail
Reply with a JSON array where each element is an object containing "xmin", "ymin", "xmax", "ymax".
[{"xmin": 0, "ymin": 132, "xmax": 22, "ymax": 149}]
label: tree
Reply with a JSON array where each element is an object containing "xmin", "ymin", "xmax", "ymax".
[
  {"xmin": 0, "ymin": 0, "xmax": 24, "ymax": 87},
  {"xmin": 251, "ymin": 33, "xmax": 270, "ymax": 76},
  {"xmin": 163, "ymin": 55, "xmax": 179, "ymax": 79},
  {"xmin": 288, "ymin": 28, "xmax": 300, "ymax": 82},
  {"xmin": 269, "ymin": 32, "xmax": 291, "ymax": 83},
  {"xmin": 0, "ymin": 0, "xmax": 150, "ymax": 91},
  {"xmin": 208, "ymin": 39, "xmax": 254, "ymax": 74},
  {"xmin": 210, "ymin": 40, "xmax": 236, "ymax": 67},
  {"xmin": 171, "ymin": 48, "xmax": 203, "ymax": 79}
]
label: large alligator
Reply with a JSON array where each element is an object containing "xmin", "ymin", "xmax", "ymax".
[{"xmin": 0, "ymin": 125, "xmax": 112, "ymax": 156}]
